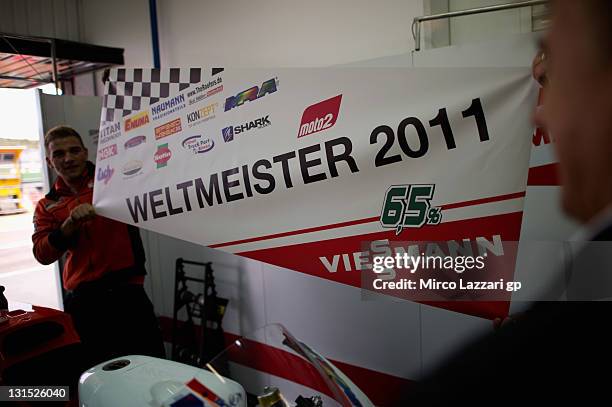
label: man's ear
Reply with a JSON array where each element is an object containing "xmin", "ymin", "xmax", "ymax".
[{"xmin": 45, "ymin": 156, "xmax": 53, "ymax": 170}]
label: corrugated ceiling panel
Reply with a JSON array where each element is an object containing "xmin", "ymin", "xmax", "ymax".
[{"xmin": 0, "ymin": 0, "xmax": 80, "ymax": 41}]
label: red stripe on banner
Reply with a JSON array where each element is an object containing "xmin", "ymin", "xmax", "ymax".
[
  {"xmin": 238, "ymin": 211, "xmax": 523, "ymax": 319},
  {"xmin": 210, "ymin": 216, "xmax": 379, "ymax": 249},
  {"xmin": 440, "ymin": 191, "xmax": 525, "ymax": 210},
  {"xmin": 210, "ymin": 192, "xmax": 525, "ymax": 249},
  {"xmin": 329, "ymin": 358, "xmax": 414, "ymax": 405},
  {"xmin": 223, "ymin": 333, "xmax": 342, "ymax": 403},
  {"xmin": 158, "ymin": 317, "xmax": 412, "ymax": 406},
  {"xmin": 527, "ymin": 163, "xmax": 560, "ymax": 186}
]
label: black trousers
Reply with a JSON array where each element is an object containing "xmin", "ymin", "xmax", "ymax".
[{"xmin": 64, "ymin": 283, "xmax": 166, "ymax": 371}]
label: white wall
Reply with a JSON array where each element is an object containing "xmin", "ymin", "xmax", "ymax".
[
  {"xmin": 79, "ymin": 0, "xmax": 424, "ymax": 69},
  {"xmin": 449, "ymin": 0, "xmax": 533, "ymax": 46},
  {"xmin": 80, "ymin": 0, "xmax": 152, "ymax": 67},
  {"xmin": 79, "ymin": 0, "xmax": 153, "ymax": 96},
  {"xmin": 156, "ymin": 0, "xmax": 423, "ymax": 67},
  {"xmin": 420, "ymin": 0, "xmax": 544, "ymax": 51}
]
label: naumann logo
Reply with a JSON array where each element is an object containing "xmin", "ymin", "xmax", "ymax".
[
  {"xmin": 298, "ymin": 94, "xmax": 342, "ymax": 138},
  {"xmin": 151, "ymin": 94, "xmax": 186, "ymax": 120}
]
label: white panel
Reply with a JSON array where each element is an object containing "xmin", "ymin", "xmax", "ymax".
[
  {"xmin": 60, "ymin": 95, "xmax": 102, "ymax": 152},
  {"xmin": 262, "ymin": 264, "xmax": 421, "ymax": 380},
  {"xmin": 39, "ymin": 93, "xmax": 66, "ymax": 132},
  {"xmin": 147, "ymin": 234, "xmax": 229, "ymax": 316},
  {"xmin": 144, "ymin": 232, "xmax": 268, "ymax": 336},
  {"xmin": 216, "ymin": 254, "xmax": 268, "ymax": 336}
]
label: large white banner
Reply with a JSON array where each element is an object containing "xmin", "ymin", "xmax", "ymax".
[{"xmin": 95, "ymin": 68, "xmax": 536, "ymax": 318}]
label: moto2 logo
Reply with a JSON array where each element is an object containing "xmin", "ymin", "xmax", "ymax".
[{"xmin": 298, "ymin": 94, "xmax": 342, "ymax": 138}]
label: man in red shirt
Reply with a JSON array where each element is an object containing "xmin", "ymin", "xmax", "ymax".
[{"xmin": 33, "ymin": 125, "xmax": 165, "ymax": 368}]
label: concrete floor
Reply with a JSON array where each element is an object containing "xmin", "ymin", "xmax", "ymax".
[{"xmin": 0, "ymin": 211, "xmax": 62, "ymax": 310}]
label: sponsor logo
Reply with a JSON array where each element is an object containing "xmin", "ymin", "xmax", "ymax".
[
  {"xmin": 154, "ymin": 118, "xmax": 182, "ymax": 140},
  {"xmin": 99, "ymin": 122, "xmax": 121, "ymax": 144},
  {"xmin": 298, "ymin": 94, "xmax": 342, "ymax": 138},
  {"xmin": 98, "ymin": 144, "xmax": 118, "ymax": 160},
  {"xmin": 122, "ymin": 160, "xmax": 144, "ymax": 177},
  {"xmin": 154, "ymin": 144, "xmax": 172, "ymax": 168},
  {"xmin": 222, "ymin": 115, "xmax": 271, "ymax": 143},
  {"xmin": 89, "ymin": 129, "xmax": 99, "ymax": 146},
  {"xmin": 380, "ymin": 184, "xmax": 442, "ymax": 235},
  {"xmin": 124, "ymin": 135, "xmax": 146, "ymax": 149},
  {"xmin": 222, "ymin": 126, "xmax": 234, "ymax": 143},
  {"xmin": 187, "ymin": 76, "xmax": 223, "ymax": 105},
  {"xmin": 187, "ymin": 102, "xmax": 218, "ymax": 128},
  {"xmin": 151, "ymin": 94, "xmax": 186, "ymax": 120},
  {"xmin": 124, "ymin": 111, "xmax": 150, "ymax": 132},
  {"xmin": 97, "ymin": 165, "xmax": 114, "ymax": 185},
  {"xmin": 224, "ymin": 78, "xmax": 277, "ymax": 112},
  {"xmin": 182, "ymin": 135, "xmax": 214, "ymax": 154}
]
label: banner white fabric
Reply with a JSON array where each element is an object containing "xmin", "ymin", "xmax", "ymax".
[{"xmin": 94, "ymin": 67, "xmax": 536, "ymax": 318}]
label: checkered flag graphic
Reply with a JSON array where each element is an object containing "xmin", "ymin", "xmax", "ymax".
[{"xmin": 101, "ymin": 68, "xmax": 224, "ymax": 125}]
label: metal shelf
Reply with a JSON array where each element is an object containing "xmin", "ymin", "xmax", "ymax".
[{"xmin": 0, "ymin": 32, "xmax": 124, "ymax": 89}]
